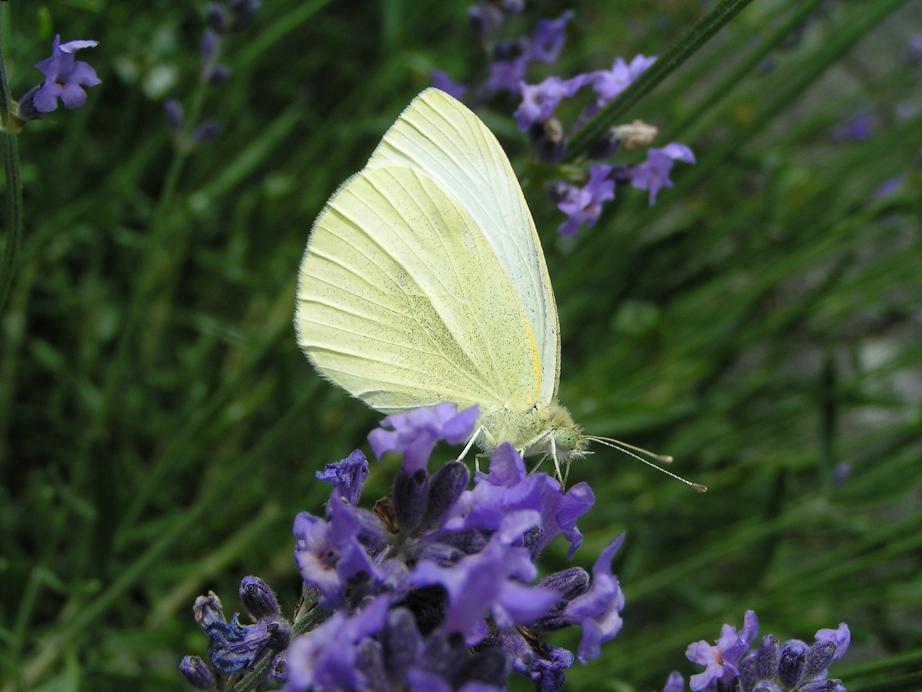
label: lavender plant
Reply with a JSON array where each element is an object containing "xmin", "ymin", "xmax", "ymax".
[
  {"xmin": 0, "ymin": 31, "xmax": 101, "ymax": 310},
  {"xmin": 164, "ymin": 0, "xmax": 261, "ymax": 149},
  {"xmin": 429, "ymin": 2, "xmax": 697, "ymax": 236},
  {"xmin": 181, "ymin": 403, "xmax": 627, "ymax": 690}
]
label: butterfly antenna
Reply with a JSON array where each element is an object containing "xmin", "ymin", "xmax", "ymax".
[
  {"xmin": 588, "ymin": 437, "xmax": 707, "ymax": 493},
  {"xmin": 591, "ymin": 436, "xmax": 674, "ymax": 464}
]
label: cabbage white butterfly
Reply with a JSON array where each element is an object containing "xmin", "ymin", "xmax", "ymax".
[{"xmin": 296, "ymin": 88, "xmax": 704, "ymax": 490}]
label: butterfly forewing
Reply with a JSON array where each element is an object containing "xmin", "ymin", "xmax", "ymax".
[
  {"xmin": 296, "ymin": 166, "xmax": 542, "ymax": 414},
  {"xmin": 367, "ymin": 88, "xmax": 561, "ymax": 404}
]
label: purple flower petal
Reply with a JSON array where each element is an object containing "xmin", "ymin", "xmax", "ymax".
[
  {"xmin": 554, "ymin": 164, "xmax": 614, "ymax": 235},
  {"xmin": 59, "ymin": 39, "xmax": 99, "ymax": 53},
  {"xmin": 815, "ymin": 623, "xmax": 850, "ymax": 660},
  {"xmin": 431, "ymin": 69, "xmax": 468, "ymax": 100},
  {"xmin": 663, "ymin": 670, "xmax": 685, "ymax": 692},
  {"xmin": 315, "ymin": 449, "xmax": 369, "ymax": 505},
  {"xmin": 528, "ymin": 11, "xmax": 574, "ymax": 63},
  {"xmin": 562, "ymin": 533, "xmax": 625, "ymax": 662},
  {"xmin": 368, "ymin": 403, "xmax": 478, "ymax": 473}
]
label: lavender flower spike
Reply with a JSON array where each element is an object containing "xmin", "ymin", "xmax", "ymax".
[
  {"xmin": 29, "ymin": 35, "xmax": 101, "ymax": 113},
  {"xmin": 554, "ymin": 164, "xmax": 615, "ymax": 236}
]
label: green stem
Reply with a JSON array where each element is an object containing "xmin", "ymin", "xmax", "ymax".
[
  {"xmin": 564, "ymin": 0, "xmax": 758, "ymax": 160},
  {"xmin": 660, "ymin": 0, "xmax": 827, "ymax": 142},
  {"xmin": 0, "ymin": 10, "xmax": 24, "ymax": 313}
]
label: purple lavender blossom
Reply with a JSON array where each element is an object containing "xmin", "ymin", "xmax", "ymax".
[
  {"xmin": 486, "ymin": 56, "xmax": 531, "ymax": 95},
  {"xmin": 588, "ymin": 54, "xmax": 656, "ymax": 111},
  {"xmin": 239, "ymin": 575, "xmax": 282, "ymax": 620},
  {"xmin": 431, "ymin": 69, "xmax": 468, "ymax": 100},
  {"xmin": 662, "ymin": 671, "xmax": 685, "ymax": 692},
  {"xmin": 193, "ymin": 119, "xmax": 223, "ymax": 143},
  {"xmin": 561, "ymin": 534, "xmax": 626, "ymax": 662},
  {"xmin": 482, "ymin": 8, "xmax": 575, "ymax": 97},
  {"xmin": 179, "ymin": 655, "xmax": 216, "ymax": 690},
  {"xmin": 553, "ymin": 164, "xmax": 616, "ymax": 236},
  {"xmin": 815, "ymin": 622, "xmax": 850, "ymax": 660},
  {"xmin": 468, "ymin": 3, "xmax": 504, "ymax": 40},
  {"xmin": 909, "ymin": 34, "xmax": 922, "ymax": 60},
  {"xmin": 368, "ymin": 402, "xmax": 478, "ymax": 473},
  {"xmin": 873, "ymin": 174, "xmax": 906, "ymax": 200},
  {"xmin": 630, "ymin": 143, "xmax": 696, "ymax": 205},
  {"xmin": 515, "ymin": 74, "xmax": 590, "ymax": 130},
  {"xmin": 293, "ymin": 494, "xmax": 383, "ymax": 607},
  {"xmin": 686, "ymin": 610, "xmax": 759, "ymax": 690},
  {"xmin": 442, "ymin": 444, "xmax": 594, "ymax": 558},
  {"xmin": 26, "ymin": 36, "xmax": 101, "ymax": 114},
  {"xmin": 286, "ymin": 595, "xmax": 390, "ymax": 691},
  {"xmin": 315, "ymin": 449, "xmax": 369, "ymax": 505},
  {"xmin": 831, "ymin": 112, "xmax": 874, "ymax": 143},
  {"xmin": 529, "ymin": 11, "xmax": 574, "ymax": 63},
  {"xmin": 164, "ymin": 99, "xmax": 184, "ymax": 132}
]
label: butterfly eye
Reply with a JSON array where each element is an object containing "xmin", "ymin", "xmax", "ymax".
[{"xmin": 556, "ymin": 429, "xmax": 579, "ymax": 451}]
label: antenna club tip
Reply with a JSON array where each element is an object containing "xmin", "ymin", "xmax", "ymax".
[
  {"xmin": 659, "ymin": 455, "xmax": 674, "ymax": 464},
  {"xmin": 692, "ymin": 483, "xmax": 708, "ymax": 493}
]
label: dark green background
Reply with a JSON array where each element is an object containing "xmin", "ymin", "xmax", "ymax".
[{"xmin": 2, "ymin": 0, "xmax": 921, "ymax": 689}]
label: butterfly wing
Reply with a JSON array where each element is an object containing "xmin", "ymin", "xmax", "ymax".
[
  {"xmin": 367, "ymin": 88, "xmax": 561, "ymax": 404},
  {"xmin": 296, "ymin": 166, "xmax": 542, "ymax": 414}
]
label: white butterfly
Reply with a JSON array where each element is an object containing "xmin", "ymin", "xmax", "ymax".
[{"xmin": 296, "ymin": 88, "xmax": 703, "ymax": 489}]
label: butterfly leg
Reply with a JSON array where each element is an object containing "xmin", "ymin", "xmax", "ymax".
[
  {"xmin": 550, "ymin": 437, "xmax": 565, "ymax": 486},
  {"xmin": 456, "ymin": 425, "xmax": 486, "ymax": 463},
  {"xmin": 530, "ymin": 454, "xmax": 549, "ymax": 474}
]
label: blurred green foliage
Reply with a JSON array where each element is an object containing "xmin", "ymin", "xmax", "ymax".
[{"xmin": 1, "ymin": 0, "xmax": 921, "ymax": 690}]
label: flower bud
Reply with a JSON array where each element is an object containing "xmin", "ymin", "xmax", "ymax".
[
  {"xmin": 798, "ymin": 681, "xmax": 846, "ymax": 692},
  {"xmin": 384, "ymin": 608, "xmax": 422, "ymax": 674},
  {"xmin": 420, "ymin": 461, "xmax": 469, "ymax": 529},
  {"xmin": 200, "ymin": 29, "xmax": 220, "ymax": 64},
  {"xmin": 193, "ymin": 120, "xmax": 223, "ymax": 143},
  {"xmin": 755, "ymin": 635, "xmax": 779, "ymax": 679},
  {"xmin": 269, "ymin": 650, "xmax": 288, "ymax": 683},
  {"xmin": 179, "ymin": 655, "xmax": 216, "ymax": 690},
  {"xmin": 778, "ymin": 640, "xmax": 808, "ymax": 687},
  {"xmin": 205, "ymin": 64, "xmax": 231, "ymax": 85},
  {"xmin": 752, "ymin": 682, "xmax": 782, "ymax": 692},
  {"xmin": 468, "ymin": 4, "xmax": 502, "ymax": 38},
  {"xmin": 193, "ymin": 591, "xmax": 225, "ymax": 632},
  {"xmin": 239, "ymin": 575, "xmax": 281, "ymax": 620},
  {"xmin": 539, "ymin": 567, "xmax": 590, "ymax": 601},
  {"xmin": 737, "ymin": 651, "xmax": 758, "ymax": 690},
  {"xmin": 393, "ymin": 467, "xmax": 429, "ymax": 534},
  {"xmin": 164, "ymin": 99, "xmax": 184, "ymax": 132},
  {"xmin": 493, "ymin": 38, "xmax": 528, "ymax": 61},
  {"xmin": 804, "ymin": 640, "xmax": 837, "ymax": 678},
  {"xmin": 205, "ymin": 2, "xmax": 228, "ymax": 32},
  {"xmin": 529, "ymin": 118, "xmax": 565, "ymax": 164}
]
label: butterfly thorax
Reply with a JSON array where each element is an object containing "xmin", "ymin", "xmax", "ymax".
[{"xmin": 479, "ymin": 402, "xmax": 589, "ymax": 463}]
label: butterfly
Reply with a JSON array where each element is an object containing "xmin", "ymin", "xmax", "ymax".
[{"xmin": 295, "ymin": 88, "xmax": 704, "ymax": 490}]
